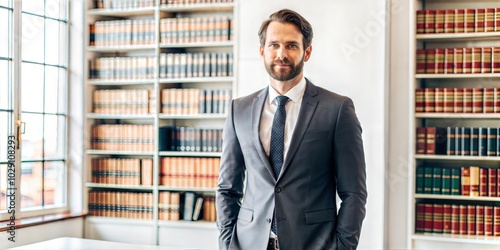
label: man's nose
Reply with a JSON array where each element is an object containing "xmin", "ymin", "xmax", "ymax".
[{"xmin": 276, "ymin": 46, "xmax": 287, "ymax": 59}]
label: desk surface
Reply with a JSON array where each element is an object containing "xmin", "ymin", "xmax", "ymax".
[{"xmin": 8, "ymin": 237, "xmax": 191, "ymax": 250}]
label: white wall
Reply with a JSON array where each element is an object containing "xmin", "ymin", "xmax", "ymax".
[{"xmin": 237, "ymin": 1, "xmax": 388, "ymax": 249}]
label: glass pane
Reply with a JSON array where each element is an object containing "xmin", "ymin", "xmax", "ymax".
[
  {"xmin": 44, "ymin": 161, "xmax": 65, "ymax": 206},
  {"xmin": 21, "ymin": 161, "xmax": 42, "ymax": 209},
  {"xmin": 45, "ymin": 66, "xmax": 66, "ymax": 113},
  {"xmin": 21, "ymin": 62, "xmax": 44, "ymax": 112},
  {"xmin": 0, "ymin": 8, "xmax": 9, "ymax": 58},
  {"xmin": 21, "ymin": 14, "xmax": 44, "ymax": 63},
  {"xmin": 45, "ymin": 19, "xmax": 65, "ymax": 66},
  {"xmin": 0, "ymin": 111, "xmax": 12, "ymax": 162},
  {"xmin": 0, "ymin": 60, "xmax": 9, "ymax": 110},
  {"xmin": 45, "ymin": 0, "xmax": 66, "ymax": 20},
  {"xmin": 22, "ymin": 0, "xmax": 44, "ymax": 16},
  {"xmin": 0, "ymin": 164, "xmax": 6, "ymax": 211},
  {"xmin": 21, "ymin": 113, "xmax": 43, "ymax": 161},
  {"xmin": 44, "ymin": 114, "xmax": 64, "ymax": 159},
  {"xmin": 0, "ymin": 0, "xmax": 10, "ymax": 8}
]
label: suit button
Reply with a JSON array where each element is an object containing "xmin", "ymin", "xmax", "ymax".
[
  {"xmin": 275, "ymin": 187, "xmax": 282, "ymax": 193},
  {"xmin": 266, "ymin": 218, "xmax": 271, "ymax": 223}
]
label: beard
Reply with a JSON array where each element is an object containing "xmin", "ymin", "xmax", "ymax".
[{"xmin": 264, "ymin": 57, "xmax": 304, "ymax": 81}]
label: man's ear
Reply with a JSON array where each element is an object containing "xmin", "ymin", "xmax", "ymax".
[
  {"xmin": 304, "ymin": 45, "xmax": 312, "ymax": 62},
  {"xmin": 259, "ymin": 45, "xmax": 264, "ymax": 58}
]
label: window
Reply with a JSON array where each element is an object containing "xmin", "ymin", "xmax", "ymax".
[{"xmin": 0, "ymin": 0, "xmax": 68, "ymax": 219}]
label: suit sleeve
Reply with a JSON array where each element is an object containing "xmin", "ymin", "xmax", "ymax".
[
  {"xmin": 216, "ymin": 100, "xmax": 246, "ymax": 250},
  {"xmin": 333, "ymin": 97, "xmax": 367, "ymax": 250}
]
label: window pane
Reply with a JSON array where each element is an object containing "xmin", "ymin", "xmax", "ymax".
[
  {"xmin": 21, "ymin": 161, "xmax": 42, "ymax": 209},
  {"xmin": 22, "ymin": 0, "xmax": 44, "ymax": 16},
  {"xmin": 45, "ymin": 0, "xmax": 66, "ymax": 20},
  {"xmin": 44, "ymin": 161, "xmax": 65, "ymax": 206},
  {"xmin": 0, "ymin": 164, "xmax": 6, "ymax": 211},
  {"xmin": 0, "ymin": 60, "xmax": 9, "ymax": 110},
  {"xmin": 21, "ymin": 113, "xmax": 43, "ymax": 161},
  {"xmin": 0, "ymin": 8, "xmax": 10, "ymax": 58},
  {"xmin": 44, "ymin": 114, "xmax": 64, "ymax": 159},
  {"xmin": 45, "ymin": 66, "xmax": 66, "ymax": 113},
  {"xmin": 0, "ymin": 111, "xmax": 12, "ymax": 162},
  {"xmin": 0, "ymin": 0, "xmax": 10, "ymax": 8},
  {"xmin": 45, "ymin": 19, "xmax": 66, "ymax": 66},
  {"xmin": 21, "ymin": 62, "xmax": 44, "ymax": 112},
  {"xmin": 21, "ymin": 14, "xmax": 44, "ymax": 63}
]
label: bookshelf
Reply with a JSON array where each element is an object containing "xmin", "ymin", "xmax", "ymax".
[
  {"xmin": 83, "ymin": 0, "xmax": 238, "ymax": 248},
  {"xmin": 410, "ymin": 0, "xmax": 500, "ymax": 249}
]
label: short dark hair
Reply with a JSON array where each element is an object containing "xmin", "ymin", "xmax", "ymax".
[{"xmin": 258, "ymin": 9, "xmax": 313, "ymax": 50}]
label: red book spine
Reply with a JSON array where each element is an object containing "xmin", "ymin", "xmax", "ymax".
[
  {"xmin": 462, "ymin": 167, "xmax": 471, "ymax": 196},
  {"xmin": 425, "ymin": 127, "xmax": 437, "ymax": 155},
  {"xmin": 485, "ymin": 205, "xmax": 494, "ymax": 236},
  {"xmin": 454, "ymin": 48, "xmax": 464, "ymax": 73},
  {"xmin": 443, "ymin": 204, "xmax": 452, "ymax": 234},
  {"xmin": 424, "ymin": 88, "xmax": 435, "ymax": 112},
  {"xmin": 494, "ymin": 88, "xmax": 500, "ymax": 113},
  {"xmin": 485, "ymin": 8, "xmax": 495, "ymax": 32},
  {"xmin": 472, "ymin": 88, "xmax": 483, "ymax": 113},
  {"xmin": 482, "ymin": 47, "xmax": 492, "ymax": 73},
  {"xmin": 463, "ymin": 88, "xmax": 473, "ymax": 113},
  {"xmin": 484, "ymin": 88, "xmax": 494, "ymax": 113},
  {"xmin": 444, "ymin": 9, "xmax": 455, "ymax": 33},
  {"xmin": 416, "ymin": 127, "xmax": 427, "ymax": 154},
  {"xmin": 417, "ymin": 10, "xmax": 425, "ymax": 34},
  {"xmin": 426, "ymin": 49, "xmax": 436, "ymax": 74},
  {"xmin": 459, "ymin": 205, "xmax": 468, "ymax": 234},
  {"xmin": 451, "ymin": 204, "xmax": 460, "ymax": 234},
  {"xmin": 471, "ymin": 47, "xmax": 482, "ymax": 74},
  {"xmin": 435, "ymin": 88, "xmax": 444, "ymax": 112},
  {"xmin": 498, "ymin": 169, "xmax": 500, "ymax": 197},
  {"xmin": 444, "ymin": 48, "xmax": 454, "ymax": 74},
  {"xmin": 494, "ymin": 206, "xmax": 500, "ymax": 236},
  {"xmin": 416, "ymin": 49, "xmax": 427, "ymax": 74},
  {"xmin": 455, "ymin": 9, "xmax": 465, "ymax": 33},
  {"xmin": 454, "ymin": 88, "xmax": 464, "ymax": 113},
  {"xmin": 416, "ymin": 203, "xmax": 425, "ymax": 233},
  {"xmin": 476, "ymin": 8, "xmax": 485, "ymax": 33},
  {"xmin": 496, "ymin": 8, "xmax": 500, "ymax": 32},
  {"xmin": 476, "ymin": 205, "xmax": 485, "ymax": 235},
  {"xmin": 465, "ymin": 9, "xmax": 475, "ymax": 33},
  {"xmin": 492, "ymin": 47, "xmax": 500, "ymax": 73},
  {"xmin": 435, "ymin": 48, "xmax": 445, "ymax": 74},
  {"xmin": 443, "ymin": 88, "xmax": 454, "ymax": 113},
  {"xmin": 488, "ymin": 168, "xmax": 497, "ymax": 197},
  {"xmin": 415, "ymin": 88, "xmax": 425, "ymax": 112},
  {"xmin": 433, "ymin": 204, "xmax": 444, "ymax": 233},
  {"xmin": 424, "ymin": 204, "xmax": 434, "ymax": 233},
  {"xmin": 480, "ymin": 168, "xmax": 488, "ymax": 196},
  {"xmin": 435, "ymin": 10, "xmax": 445, "ymax": 33},
  {"xmin": 463, "ymin": 48, "xmax": 472, "ymax": 73},
  {"xmin": 467, "ymin": 205, "xmax": 476, "ymax": 235},
  {"xmin": 425, "ymin": 10, "xmax": 436, "ymax": 34}
]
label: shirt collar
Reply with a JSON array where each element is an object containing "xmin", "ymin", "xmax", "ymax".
[{"xmin": 268, "ymin": 77, "xmax": 307, "ymax": 105}]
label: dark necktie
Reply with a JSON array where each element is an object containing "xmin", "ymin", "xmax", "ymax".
[{"xmin": 269, "ymin": 95, "xmax": 289, "ymax": 235}]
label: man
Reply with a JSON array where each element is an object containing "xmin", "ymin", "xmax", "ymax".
[{"xmin": 216, "ymin": 9, "xmax": 367, "ymax": 250}]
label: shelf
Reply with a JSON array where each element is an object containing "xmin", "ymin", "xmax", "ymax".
[
  {"xmin": 415, "ymin": 113, "xmax": 500, "ymax": 119},
  {"xmin": 411, "ymin": 234, "xmax": 500, "ymax": 245},
  {"xmin": 87, "ymin": 79, "xmax": 155, "ymax": 85},
  {"xmin": 86, "ymin": 216, "xmax": 155, "ymax": 226},
  {"xmin": 160, "ymin": 41, "xmax": 234, "ymax": 48},
  {"xmin": 414, "ymin": 194, "xmax": 500, "ymax": 202},
  {"xmin": 159, "ymin": 77, "xmax": 234, "ymax": 83},
  {"xmin": 86, "ymin": 150, "xmax": 155, "ymax": 156},
  {"xmin": 415, "ymin": 155, "xmax": 500, "ymax": 161},
  {"xmin": 416, "ymin": 32, "xmax": 500, "ymax": 41},
  {"xmin": 87, "ymin": 113, "xmax": 155, "ymax": 119},
  {"xmin": 86, "ymin": 183, "xmax": 154, "ymax": 190},
  {"xmin": 87, "ymin": 45, "xmax": 156, "ymax": 52},
  {"xmin": 159, "ymin": 3, "xmax": 234, "ymax": 12},
  {"xmin": 158, "ymin": 186, "xmax": 216, "ymax": 192},
  {"xmin": 415, "ymin": 73, "xmax": 500, "ymax": 79},
  {"xmin": 157, "ymin": 220, "xmax": 217, "ymax": 229},
  {"xmin": 87, "ymin": 7, "xmax": 156, "ymax": 17},
  {"xmin": 158, "ymin": 151, "xmax": 221, "ymax": 157},
  {"xmin": 158, "ymin": 113, "xmax": 226, "ymax": 119}
]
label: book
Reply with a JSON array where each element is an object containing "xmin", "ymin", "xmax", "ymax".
[{"xmin": 451, "ymin": 168, "xmax": 461, "ymax": 195}]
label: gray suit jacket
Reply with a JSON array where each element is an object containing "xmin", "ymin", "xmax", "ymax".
[{"xmin": 216, "ymin": 79, "xmax": 367, "ymax": 250}]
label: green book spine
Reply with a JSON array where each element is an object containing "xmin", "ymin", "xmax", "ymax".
[
  {"xmin": 461, "ymin": 127, "xmax": 471, "ymax": 155},
  {"xmin": 479, "ymin": 128, "xmax": 488, "ymax": 156},
  {"xmin": 451, "ymin": 168, "xmax": 461, "ymax": 195},
  {"xmin": 432, "ymin": 167, "xmax": 442, "ymax": 194},
  {"xmin": 446, "ymin": 127, "xmax": 456, "ymax": 155},
  {"xmin": 416, "ymin": 167, "xmax": 424, "ymax": 194},
  {"xmin": 471, "ymin": 127, "xmax": 479, "ymax": 156},
  {"xmin": 441, "ymin": 168, "xmax": 451, "ymax": 195},
  {"xmin": 424, "ymin": 167, "xmax": 433, "ymax": 194},
  {"xmin": 487, "ymin": 127, "xmax": 497, "ymax": 156}
]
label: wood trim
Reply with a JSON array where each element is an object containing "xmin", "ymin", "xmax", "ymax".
[{"xmin": 0, "ymin": 213, "xmax": 87, "ymax": 232}]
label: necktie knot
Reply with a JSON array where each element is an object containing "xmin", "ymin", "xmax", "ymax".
[{"xmin": 276, "ymin": 96, "xmax": 289, "ymax": 107}]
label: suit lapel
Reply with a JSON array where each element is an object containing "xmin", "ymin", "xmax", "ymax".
[
  {"xmin": 279, "ymin": 80, "xmax": 319, "ymax": 180},
  {"xmin": 251, "ymin": 88, "xmax": 276, "ymax": 178}
]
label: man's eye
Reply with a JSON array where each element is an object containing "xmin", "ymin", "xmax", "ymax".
[
  {"xmin": 270, "ymin": 44, "xmax": 279, "ymax": 48},
  {"xmin": 288, "ymin": 45, "xmax": 298, "ymax": 49}
]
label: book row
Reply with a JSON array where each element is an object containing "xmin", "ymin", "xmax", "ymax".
[
  {"xmin": 159, "ymin": 126, "xmax": 223, "ymax": 152},
  {"xmin": 91, "ymin": 158, "xmax": 154, "ymax": 186},
  {"xmin": 415, "ymin": 203, "xmax": 500, "ymax": 236},
  {"xmin": 92, "ymin": 89, "xmax": 156, "ymax": 114},
  {"xmin": 90, "ymin": 19, "xmax": 156, "ymax": 47},
  {"xmin": 160, "ymin": 16, "xmax": 234, "ymax": 44},
  {"xmin": 415, "ymin": 88, "xmax": 500, "ymax": 113},
  {"xmin": 89, "ymin": 56, "xmax": 156, "ymax": 80},
  {"xmin": 91, "ymin": 124, "xmax": 154, "ymax": 152},
  {"xmin": 417, "ymin": 8, "xmax": 500, "ymax": 34},
  {"xmin": 159, "ymin": 157, "xmax": 220, "ymax": 188},
  {"xmin": 416, "ymin": 47, "xmax": 500, "ymax": 74},
  {"xmin": 416, "ymin": 166, "xmax": 500, "ymax": 197},
  {"xmin": 416, "ymin": 127, "xmax": 500, "ymax": 156},
  {"xmin": 160, "ymin": 88, "xmax": 231, "ymax": 115},
  {"xmin": 93, "ymin": 0, "xmax": 234, "ymax": 10},
  {"xmin": 158, "ymin": 192, "xmax": 216, "ymax": 222},
  {"xmin": 159, "ymin": 52, "xmax": 234, "ymax": 79}
]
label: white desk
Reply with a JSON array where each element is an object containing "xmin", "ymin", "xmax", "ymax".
[{"xmin": 8, "ymin": 237, "xmax": 194, "ymax": 250}]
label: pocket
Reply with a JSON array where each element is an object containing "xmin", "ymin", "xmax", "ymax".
[
  {"xmin": 302, "ymin": 131, "xmax": 328, "ymax": 141},
  {"xmin": 237, "ymin": 207, "xmax": 253, "ymax": 222},
  {"xmin": 304, "ymin": 209, "xmax": 336, "ymax": 224}
]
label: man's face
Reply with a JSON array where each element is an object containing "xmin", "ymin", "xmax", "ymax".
[{"xmin": 260, "ymin": 21, "xmax": 311, "ymax": 82}]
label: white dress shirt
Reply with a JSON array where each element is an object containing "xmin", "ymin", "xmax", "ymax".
[{"xmin": 259, "ymin": 77, "xmax": 306, "ymax": 166}]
